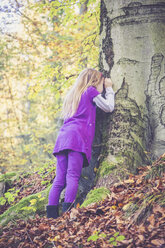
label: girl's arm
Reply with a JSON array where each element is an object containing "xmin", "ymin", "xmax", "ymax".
[{"xmin": 93, "ymin": 87, "xmax": 115, "ymax": 112}]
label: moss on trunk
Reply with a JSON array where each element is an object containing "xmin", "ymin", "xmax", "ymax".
[{"xmin": 81, "ymin": 187, "xmax": 110, "ymax": 208}]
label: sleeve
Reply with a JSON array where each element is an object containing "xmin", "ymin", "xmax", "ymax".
[
  {"xmin": 93, "ymin": 87, "xmax": 115, "ymax": 112},
  {"xmin": 87, "ymin": 86, "xmax": 100, "ymax": 101}
]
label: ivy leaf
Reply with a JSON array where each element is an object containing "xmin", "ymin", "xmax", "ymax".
[
  {"xmin": 87, "ymin": 234, "xmax": 99, "ymax": 242},
  {"xmin": 114, "ymin": 232, "xmax": 119, "ymax": 237},
  {"xmin": 116, "ymin": 235, "xmax": 125, "ymax": 241},
  {"xmin": 0, "ymin": 197, "xmax": 6, "ymax": 205},
  {"xmin": 109, "ymin": 237, "xmax": 115, "ymax": 242},
  {"xmin": 111, "ymin": 241, "xmax": 117, "ymax": 246}
]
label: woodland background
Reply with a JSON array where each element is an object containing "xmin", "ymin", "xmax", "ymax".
[{"xmin": 0, "ymin": 0, "xmax": 99, "ymax": 174}]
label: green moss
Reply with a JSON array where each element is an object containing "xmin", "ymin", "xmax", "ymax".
[
  {"xmin": 130, "ymin": 132, "xmax": 145, "ymax": 150},
  {"xmin": 0, "ymin": 185, "xmax": 51, "ymax": 228},
  {"xmin": 0, "ymin": 172, "xmax": 17, "ymax": 183},
  {"xmin": 81, "ymin": 187, "xmax": 110, "ymax": 208},
  {"xmin": 98, "ymin": 160, "xmax": 117, "ymax": 177},
  {"xmin": 115, "ymin": 156, "xmax": 125, "ymax": 163}
]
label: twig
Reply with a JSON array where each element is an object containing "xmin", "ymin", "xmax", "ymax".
[
  {"xmin": 11, "ymin": 219, "xmax": 17, "ymax": 225},
  {"xmin": 26, "ymin": 230, "xmax": 34, "ymax": 245},
  {"xmin": 65, "ymin": 74, "xmax": 77, "ymax": 80},
  {"xmin": 66, "ymin": 200, "xmax": 75, "ymax": 212}
]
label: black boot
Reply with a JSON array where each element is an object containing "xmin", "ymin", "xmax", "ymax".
[
  {"xmin": 62, "ymin": 202, "xmax": 73, "ymax": 213},
  {"xmin": 46, "ymin": 205, "xmax": 59, "ymax": 219}
]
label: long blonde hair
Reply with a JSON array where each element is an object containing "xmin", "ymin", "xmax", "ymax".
[{"xmin": 61, "ymin": 68, "xmax": 103, "ymax": 119}]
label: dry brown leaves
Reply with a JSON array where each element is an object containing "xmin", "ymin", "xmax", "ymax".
[{"xmin": 0, "ymin": 155, "xmax": 165, "ymax": 248}]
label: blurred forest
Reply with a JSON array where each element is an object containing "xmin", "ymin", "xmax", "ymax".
[{"xmin": 0, "ymin": 0, "xmax": 100, "ymax": 173}]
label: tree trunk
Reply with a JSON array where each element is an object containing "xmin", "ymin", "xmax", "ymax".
[
  {"xmin": 76, "ymin": 0, "xmax": 165, "ymax": 203},
  {"xmin": 94, "ymin": 0, "xmax": 165, "ymax": 187}
]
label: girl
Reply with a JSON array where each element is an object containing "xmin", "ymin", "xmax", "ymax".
[{"xmin": 47, "ymin": 68, "xmax": 115, "ymax": 218}]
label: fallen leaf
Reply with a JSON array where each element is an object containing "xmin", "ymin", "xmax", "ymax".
[
  {"xmin": 111, "ymin": 205, "xmax": 117, "ymax": 210},
  {"xmin": 151, "ymin": 239, "xmax": 165, "ymax": 246},
  {"xmin": 153, "ymin": 204, "xmax": 164, "ymax": 215},
  {"xmin": 118, "ymin": 203, "xmax": 124, "ymax": 207},
  {"xmin": 70, "ymin": 208, "xmax": 79, "ymax": 220},
  {"xmin": 138, "ymin": 234, "xmax": 145, "ymax": 241},
  {"xmin": 136, "ymin": 178, "xmax": 143, "ymax": 185},
  {"xmin": 76, "ymin": 203, "xmax": 80, "ymax": 208},
  {"xmin": 147, "ymin": 214, "xmax": 155, "ymax": 226},
  {"xmin": 138, "ymin": 224, "xmax": 146, "ymax": 233},
  {"xmin": 38, "ymin": 223, "xmax": 49, "ymax": 231},
  {"xmin": 124, "ymin": 179, "xmax": 134, "ymax": 184}
]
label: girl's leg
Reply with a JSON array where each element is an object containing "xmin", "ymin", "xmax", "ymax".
[
  {"xmin": 48, "ymin": 151, "xmax": 68, "ymax": 205},
  {"xmin": 64, "ymin": 150, "xmax": 83, "ymax": 203}
]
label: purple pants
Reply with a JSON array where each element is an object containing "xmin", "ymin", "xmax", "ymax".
[{"xmin": 48, "ymin": 150, "xmax": 83, "ymax": 205}]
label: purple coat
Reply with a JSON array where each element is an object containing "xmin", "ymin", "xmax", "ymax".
[{"xmin": 53, "ymin": 86, "xmax": 100, "ymax": 167}]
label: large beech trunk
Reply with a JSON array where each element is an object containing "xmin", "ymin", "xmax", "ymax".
[
  {"xmin": 95, "ymin": 0, "xmax": 165, "ymax": 186},
  {"xmin": 78, "ymin": 0, "xmax": 165, "ymax": 202}
]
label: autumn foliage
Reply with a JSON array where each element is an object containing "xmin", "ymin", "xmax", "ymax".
[{"xmin": 0, "ymin": 0, "xmax": 100, "ymax": 172}]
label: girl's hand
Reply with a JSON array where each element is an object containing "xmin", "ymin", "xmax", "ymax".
[{"xmin": 104, "ymin": 78, "xmax": 113, "ymax": 88}]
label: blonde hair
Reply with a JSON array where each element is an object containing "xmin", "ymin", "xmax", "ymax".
[{"xmin": 61, "ymin": 68, "xmax": 103, "ymax": 119}]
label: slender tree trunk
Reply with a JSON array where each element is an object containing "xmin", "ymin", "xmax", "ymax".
[
  {"xmin": 94, "ymin": 0, "xmax": 165, "ymax": 187},
  {"xmin": 79, "ymin": 0, "xmax": 89, "ymax": 15}
]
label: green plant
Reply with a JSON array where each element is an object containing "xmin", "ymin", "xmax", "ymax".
[
  {"xmin": 109, "ymin": 232, "xmax": 125, "ymax": 246},
  {"xmin": 0, "ymin": 187, "xmax": 20, "ymax": 206},
  {"xmin": 87, "ymin": 230, "xmax": 125, "ymax": 246},
  {"xmin": 145, "ymin": 163, "xmax": 165, "ymax": 179},
  {"xmin": 0, "ymin": 197, "xmax": 6, "ymax": 205},
  {"xmin": 35, "ymin": 162, "xmax": 56, "ymax": 186},
  {"xmin": 87, "ymin": 230, "xmax": 106, "ymax": 242}
]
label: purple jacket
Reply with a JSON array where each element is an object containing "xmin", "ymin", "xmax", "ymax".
[{"xmin": 53, "ymin": 86, "xmax": 100, "ymax": 167}]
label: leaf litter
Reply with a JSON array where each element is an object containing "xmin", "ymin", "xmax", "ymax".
[{"xmin": 0, "ymin": 154, "xmax": 165, "ymax": 248}]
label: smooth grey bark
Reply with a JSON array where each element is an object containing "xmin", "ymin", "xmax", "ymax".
[{"xmin": 93, "ymin": 0, "xmax": 165, "ymax": 187}]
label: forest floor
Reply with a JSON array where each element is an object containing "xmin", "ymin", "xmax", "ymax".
[
  {"xmin": 0, "ymin": 163, "xmax": 55, "ymax": 215},
  {"xmin": 0, "ymin": 155, "xmax": 165, "ymax": 248}
]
